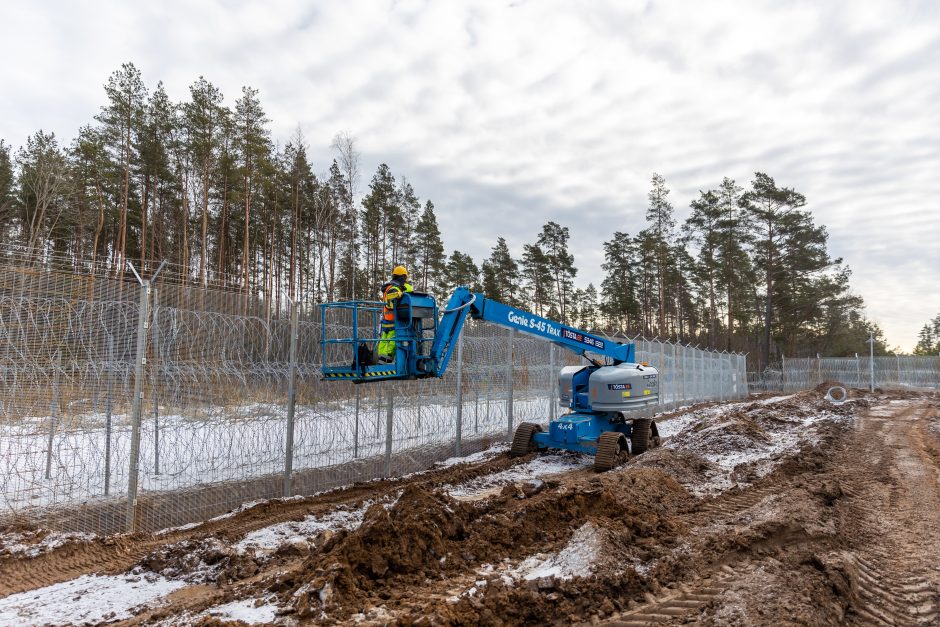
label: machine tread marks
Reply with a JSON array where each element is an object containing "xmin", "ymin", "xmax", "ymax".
[
  {"xmin": 510, "ymin": 422, "xmax": 543, "ymax": 457},
  {"xmin": 595, "ymin": 431, "xmax": 629, "ymax": 472}
]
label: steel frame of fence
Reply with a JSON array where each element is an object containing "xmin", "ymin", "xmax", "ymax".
[{"xmin": 0, "ymin": 264, "xmax": 749, "ymax": 534}]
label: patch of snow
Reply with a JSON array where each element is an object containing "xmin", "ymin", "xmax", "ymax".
[
  {"xmin": 435, "ymin": 443, "xmax": 509, "ymax": 468},
  {"xmin": 444, "ymin": 453, "xmax": 591, "ymax": 500},
  {"xmin": 0, "ymin": 572, "xmax": 185, "ymax": 625},
  {"xmin": 202, "ymin": 598, "xmax": 279, "ymax": 624},
  {"xmin": 0, "ymin": 530, "xmax": 95, "ymax": 559},
  {"xmin": 507, "ymin": 521, "xmax": 602, "ymax": 581},
  {"xmin": 757, "ymin": 394, "xmax": 797, "ymax": 405},
  {"xmin": 235, "ymin": 499, "xmax": 390, "ymax": 553},
  {"xmin": 660, "ymin": 396, "xmax": 850, "ymax": 496}
]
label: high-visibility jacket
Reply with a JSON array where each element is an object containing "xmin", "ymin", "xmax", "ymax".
[{"xmin": 381, "ymin": 280, "xmax": 413, "ymax": 326}]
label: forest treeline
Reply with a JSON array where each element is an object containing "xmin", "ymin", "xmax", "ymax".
[
  {"xmin": 915, "ymin": 314, "xmax": 940, "ymax": 355},
  {"xmin": 0, "ymin": 63, "xmax": 890, "ymax": 370}
]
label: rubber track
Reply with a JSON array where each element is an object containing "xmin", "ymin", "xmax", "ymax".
[
  {"xmin": 631, "ymin": 419, "xmax": 650, "ymax": 454},
  {"xmin": 510, "ymin": 422, "xmax": 542, "ymax": 458},
  {"xmin": 594, "ymin": 432, "xmax": 628, "ymax": 472}
]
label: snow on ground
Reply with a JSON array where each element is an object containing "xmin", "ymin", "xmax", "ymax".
[
  {"xmin": 660, "ymin": 394, "xmax": 850, "ymax": 495},
  {"xmin": 236, "ymin": 497, "xmax": 397, "ymax": 553},
  {"xmin": 0, "ymin": 530, "xmax": 95, "ymax": 559},
  {"xmin": 0, "ymin": 572, "xmax": 185, "ymax": 626},
  {"xmin": 200, "ymin": 597, "xmax": 280, "ymax": 624},
  {"xmin": 444, "ymin": 452, "xmax": 592, "ymax": 500},
  {"xmin": 0, "ymin": 395, "xmax": 553, "ymax": 512},
  {"xmin": 434, "ymin": 442, "xmax": 509, "ymax": 468},
  {"xmin": 448, "ymin": 522, "xmax": 604, "ymax": 603},
  {"xmin": 507, "ymin": 521, "xmax": 602, "ymax": 581}
]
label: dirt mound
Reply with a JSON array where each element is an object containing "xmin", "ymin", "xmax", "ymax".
[
  {"xmin": 669, "ymin": 410, "xmax": 771, "ymax": 458},
  {"xmin": 139, "ymin": 537, "xmax": 264, "ymax": 584},
  {"xmin": 630, "ymin": 447, "xmax": 721, "ymax": 488},
  {"xmin": 276, "ymin": 486, "xmax": 475, "ymax": 618},
  {"xmin": 272, "ymin": 470, "xmax": 691, "ymax": 621}
]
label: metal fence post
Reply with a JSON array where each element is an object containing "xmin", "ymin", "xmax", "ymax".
[
  {"xmin": 104, "ymin": 334, "xmax": 114, "ymax": 496},
  {"xmin": 416, "ymin": 384, "xmax": 422, "ymax": 430},
  {"xmin": 548, "ymin": 344, "xmax": 556, "ymax": 420},
  {"xmin": 353, "ymin": 386, "xmax": 360, "ymax": 458},
  {"xmin": 45, "ymin": 350, "xmax": 61, "ymax": 480},
  {"xmin": 868, "ymin": 331, "xmax": 875, "ymax": 392},
  {"xmin": 855, "ymin": 353, "xmax": 860, "ymax": 389},
  {"xmin": 152, "ymin": 286, "xmax": 161, "ymax": 476},
  {"xmin": 474, "ymin": 388, "xmax": 479, "ymax": 434},
  {"xmin": 126, "ymin": 278, "xmax": 152, "ymax": 533},
  {"xmin": 455, "ymin": 331, "xmax": 464, "ymax": 457},
  {"xmin": 384, "ymin": 389, "xmax": 394, "ymax": 477},
  {"xmin": 283, "ymin": 299, "xmax": 300, "ymax": 497},
  {"xmin": 507, "ymin": 328, "xmax": 514, "ymax": 440}
]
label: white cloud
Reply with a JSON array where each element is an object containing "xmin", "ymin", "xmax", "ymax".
[{"xmin": 0, "ymin": 0, "xmax": 938, "ymax": 349}]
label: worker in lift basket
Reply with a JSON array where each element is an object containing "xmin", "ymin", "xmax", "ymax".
[{"xmin": 377, "ymin": 265, "xmax": 413, "ymax": 364}]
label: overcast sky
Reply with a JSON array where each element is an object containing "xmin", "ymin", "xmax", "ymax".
[{"xmin": 2, "ymin": 0, "xmax": 938, "ymax": 350}]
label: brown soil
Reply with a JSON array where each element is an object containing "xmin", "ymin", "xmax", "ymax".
[{"xmin": 2, "ymin": 389, "xmax": 939, "ymax": 626}]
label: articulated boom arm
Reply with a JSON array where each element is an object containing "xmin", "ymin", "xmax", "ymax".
[{"xmin": 428, "ymin": 286, "xmax": 634, "ymax": 377}]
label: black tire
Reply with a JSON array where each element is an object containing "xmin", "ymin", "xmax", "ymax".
[
  {"xmin": 595, "ymin": 431, "xmax": 629, "ymax": 472},
  {"xmin": 631, "ymin": 418, "xmax": 651, "ymax": 454},
  {"xmin": 510, "ymin": 422, "xmax": 543, "ymax": 457}
]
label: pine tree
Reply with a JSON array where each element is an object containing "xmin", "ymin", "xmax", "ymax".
[
  {"xmin": 742, "ymin": 172, "xmax": 831, "ymax": 369},
  {"xmin": 233, "ymin": 86, "xmax": 271, "ymax": 300},
  {"xmin": 580, "ymin": 283, "xmax": 599, "ymax": 330},
  {"xmin": 15, "ymin": 131, "xmax": 71, "ymax": 260},
  {"xmin": 521, "ymin": 243, "xmax": 552, "ymax": 316},
  {"xmin": 913, "ymin": 314, "xmax": 940, "ymax": 355},
  {"xmin": 138, "ymin": 82, "xmax": 178, "ymax": 272},
  {"xmin": 686, "ymin": 189, "xmax": 723, "ymax": 345},
  {"xmin": 397, "ymin": 179, "xmax": 420, "ymax": 277},
  {"xmin": 0, "ymin": 140, "xmax": 17, "ymax": 233},
  {"xmin": 600, "ymin": 231, "xmax": 640, "ymax": 330},
  {"xmin": 96, "ymin": 62, "xmax": 147, "ymax": 274},
  {"xmin": 643, "ymin": 173, "xmax": 676, "ymax": 334},
  {"xmin": 68, "ymin": 126, "xmax": 112, "ymax": 267},
  {"xmin": 183, "ymin": 76, "xmax": 226, "ymax": 286},
  {"xmin": 442, "ymin": 250, "xmax": 480, "ymax": 293},
  {"xmin": 360, "ymin": 164, "xmax": 398, "ymax": 294},
  {"xmin": 481, "ymin": 236, "xmax": 522, "ymax": 307},
  {"xmin": 717, "ymin": 177, "xmax": 752, "ymax": 350},
  {"xmin": 330, "ymin": 132, "xmax": 360, "ymax": 298},
  {"xmin": 536, "ymin": 221, "xmax": 577, "ymax": 323},
  {"xmin": 413, "ymin": 200, "xmax": 445, "ymax": 294}
]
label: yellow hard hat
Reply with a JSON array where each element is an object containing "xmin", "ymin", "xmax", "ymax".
[{"xmin": 393, "ymin": 265, "xmax": 408, "ymax": 277}]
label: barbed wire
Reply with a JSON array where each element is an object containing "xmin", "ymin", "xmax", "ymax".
[{"xmin": 0, "ymin": 263, "xmax": 751, "ymax": 534}]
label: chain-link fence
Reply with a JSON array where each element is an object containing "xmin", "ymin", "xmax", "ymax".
[
  {"xmin": 0, "ymin": 264, "xmax": 748, "ymax": 535},
  {"xmin": 751, "ymin": 355, "xmax": 940, "ymax": 393}
]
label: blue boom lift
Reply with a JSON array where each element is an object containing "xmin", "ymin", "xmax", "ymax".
[{"xmin": 320, "ymin": 286, "xmax": 660, "ymax": 470}]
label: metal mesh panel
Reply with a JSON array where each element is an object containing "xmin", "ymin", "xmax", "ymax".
[
  {"xmin": 775, "ymin": 356, "xmax": 940, "ymax": 393},
  {"xmin": 0, "ymin": 265, "xmax": 749, "ymax": 535}
]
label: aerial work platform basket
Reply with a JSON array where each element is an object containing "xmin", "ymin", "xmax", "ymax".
[{"xmin": 319, "ymin": 292, "xmax": 439, "ymax": 383}]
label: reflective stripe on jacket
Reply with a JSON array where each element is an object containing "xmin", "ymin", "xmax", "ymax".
[{"xmin": 381, "ymin": 280, "xmax": 413, "ymax": 323}]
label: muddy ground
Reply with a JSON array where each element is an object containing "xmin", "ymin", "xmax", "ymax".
[{"xmin": 1, "ymin": 387, "xmax": 938, "ymax": 625}]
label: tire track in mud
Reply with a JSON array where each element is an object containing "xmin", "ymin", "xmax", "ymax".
[
  {"xmin": 604, "ymin": 565, "xmax": 740, "ymax": 626},
  {"xmin": 832, "ymin": 400, "xmax": 940, "ymax": 626},
  {"xmin": 0, "ymin": 451, "xmax": 527, "ymax": 599}
]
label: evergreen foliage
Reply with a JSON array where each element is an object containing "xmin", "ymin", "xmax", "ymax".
[{"xmin": 0, "ymin": 63, "xmax": 893, "ymax": 363}]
